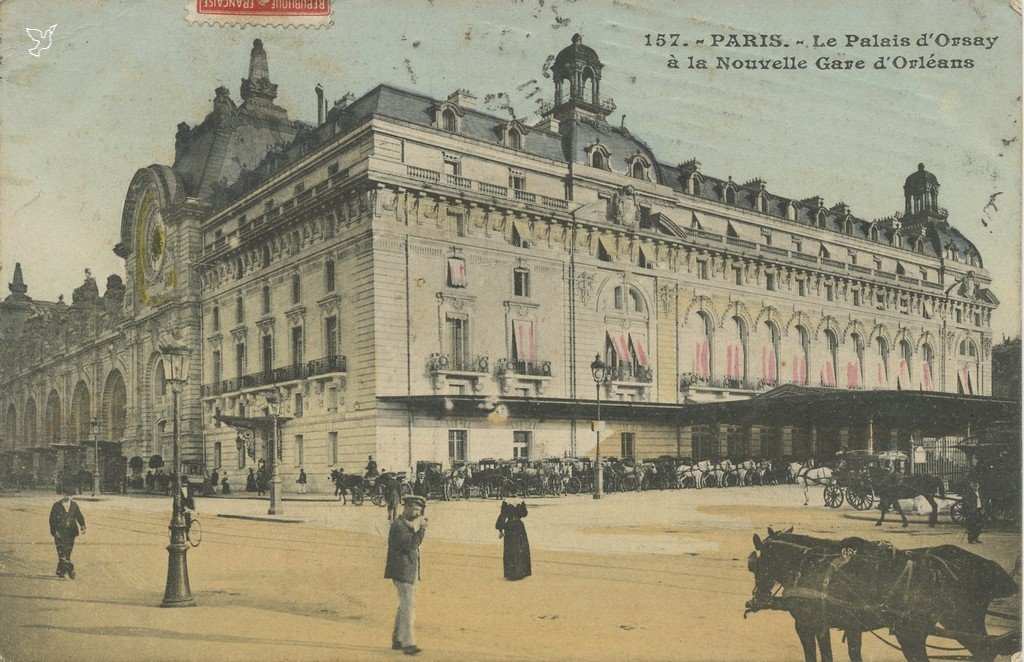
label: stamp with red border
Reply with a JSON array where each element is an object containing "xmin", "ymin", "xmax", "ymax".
[{"xmin": 187, "ymin": 0, "xmax": 332, "ymax": 28}]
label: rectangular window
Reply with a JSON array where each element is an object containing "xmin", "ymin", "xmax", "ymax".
[
  {"xmin": 447, "ymin": 257, "xmax": 467, "ymax": 287},
  {"xmin": 955, "ymin": 309, "xmax": 963, "ymax": 324},
  {"xmin": 294, "ymin": 394, "xmax": 303, "ymax": 418},
  {"xmin": 212, "ymin": 307, "xmax": 220, "ymax": 331},
  {"xmin": 212, "ymin": 350, "xmax": 222, "ymax": 384},
  {"xmin": 325, "ymin": 260, "xmax": 336, "ymax": 292},
  {"xmin": 513, "ymin": 431, "xmax": 532, "ymax": 460},
  {"xmin": 849, "ymin": 251, "xmax": 858, "ymax": 265},
  {"xmin": 825, "ymin": 284, "xmax": 835, "ymax": 302},
  {"xmin": 214, "ymin": 442, "xmax": 222, "ymax": 469},
  {"xmin": 792, "ymin": 239, "xmax": 802, "ymax": 253},
  {"xmin": 329, "ymin": 432, "xmax": 339, "ymax": 466},
  {"xmin": 235, "ymin": 342, "xmax": 246, "ymax": 377},
  {"xmin": 761, "ymin": 229, "xmax": 772, "ymax": 246},
  {"xmin": 873, "ymin": 258, "xmax": 883, "ymax": 271},
  {"xmin": 291, "ymin": 326, "xmax": 304, "ymax": 365},
  {"xmin": 262, "ymin": 285, "xmax": 271, "ymax": 313},
  {"xmin": 733, "ymin": 267, "xmax": 743, "ymax": 286},
  {"xmin": 765, "ymin": 273, "xmax": 776, "ymax": 292},
  {"xmin": 620, "ymin": 432, "xmax": 636, "ymax": 461},
  {"xmin": 512, "ymin": 319, "xmax": 537, "ymax": 361},
  {"xmin": 328, "ymin": 386, "xmax": 338, "ymax": 411},
  {"xmin": 261, "ymin": 333, "xmax": 273, "ymax": 372},
  {"xmin": 509, "ymin": 173, "xmax": 526, "ymax": 190},
  {"xmin": 513, "ymin": 269, "xmax": 530, "ymax": 297},
  {"xmin": 325, "ymin": 316, "xmax": 338, "ymax": 356},
  {"xmin": 446, "ymin": 316, "xmax": 469, "ymax": 368},
  {"xmin": 291, "ymin": 274, "xmax": 301, "ymax": 304},
  {"xmin": 798, "ymin": 280, "xmax": 807, "ymax": 297},
  {"xmin": 449, "ymin": 211, "xmax": 466, "ymax": 237},
  {"xmin": 448, "ymin": 429, "xmax": 468, "ymax": 463},
  {"xmin": 697, "ymin": 261, "xmax": 709, "ymax": 280},
  {"xmin": 295, "ymin": 434, "xmax": 304, "ymax": 466},
  {"xmin": 639, "ymin": 205, "xmax": 652, "ymax": 228},
  {"xmin": 876, "ymin": 293, "xmax": 886, "ymax": 310},
  {"xmin": 443, "ymin": 158, "xmax": 461, "ymax": 177},
  {"xmin": 853, "ymin": 290, "xmax": 862, "ymax": 306},
  {"xmin": 236, "ymin": 297, "xmax": 244, "ymax": 323}
]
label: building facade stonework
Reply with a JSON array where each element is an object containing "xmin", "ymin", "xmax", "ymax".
[{"xmin": 1, "ymin": 36, "xmax": 998, "ymax": 492}]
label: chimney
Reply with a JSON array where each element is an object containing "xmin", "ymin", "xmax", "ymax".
[
  {"xmin": 315, "ymin": 83, "xmax": 325, "ymax": 125},
  {"xmin": 447, "ymin": 89, "xmax": 477, "ymax": 110}
]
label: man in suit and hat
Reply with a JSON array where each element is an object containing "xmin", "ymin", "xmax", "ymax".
[
  {"xmin": 384, "ymin": 494, "xmax": 428, "ymax": 655},
  {"xmin": 963, "ymin": 478, "xmax": 985, "ymax": 543},
  {"xmin": 49, "ymin": 487, "xmax": 86, "ymax": 579}
]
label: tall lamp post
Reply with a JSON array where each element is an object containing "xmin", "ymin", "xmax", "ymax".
[
  {"xmin": 265, "ymin": 393, "xmax": 283, "ymax": 516},
  {"xmin": 158, "ymin": 339, "xmax": 195, "ymax": 608},
  {"xmin": 89, "ymin": 418, "xmax": 101, "ymax": 496},
  {"xmin": 591, "ymin": 354, "xmax": 608, "ymax": 500}
]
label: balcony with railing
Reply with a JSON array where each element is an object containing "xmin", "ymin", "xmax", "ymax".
[
  {"xmin": 201, "ymin": 355, "xmax": 347, "ymax": 398},
  {"xmin": 608, "ymin": 364, "xmax": 653, "ymax": 384},
  {"xmin": 496, "ymin": 358, "xmax": 554, "ymax": 395},
  {"xmin": 428, "ymin": 353, "xmax": 490, "ymax": 392},
  {"xmin": 404, "ymin": 165, "xmax": 568, "ymax": 212}
]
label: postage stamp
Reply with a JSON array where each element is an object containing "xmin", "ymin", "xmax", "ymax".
[{"xmin": 186, "ymin": 0, "xmax": 332, "ymax": 28}]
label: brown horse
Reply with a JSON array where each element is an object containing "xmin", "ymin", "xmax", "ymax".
[
  {"xmin": 746, "ymin": 528, "xmax": 1018, "ymax": 662},
  {"xmin": 867, "ymin": 466, "xmax": 946, "ymax": 527}
]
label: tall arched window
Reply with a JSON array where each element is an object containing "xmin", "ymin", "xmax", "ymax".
[
  {"xmin": 592, "ymin": 151, "xmax": 606, "ymax": 170},
  {"xmin": 847, "ymin": 333, "xmax": 865, "ymax": 389},
  {"xmin": 875, "ymin": 336, "xmax": 889, "ymax": 387},
  {"xmin": 509, "ymin": 128, "xmax": 522, "ymax": 150},
  {"xmin": 761, "ymin": 321, "xmax": 780, "ymax": 386},
  {"xmin": 792, "ymin": 325, "xmax": 810, "ymax": 385},
  {"xmin": 442, "ymin": 109, "xmax": 457, "ymax": 132},
  {"xmin": 5, "ymin": 404, "xmax": 16, "ymax": 447},
  {"xmin": 724, "ymin": 186, "xmax": 736, "ymax": 205},
  {"xmin": 689, "ymin": 311, "xmax": 714, "ymax": 378},
  {"xmin": 45, "ymin": 390, "xmax": 61, "ymax": 445},
  {"xmin": 957, "ymin": 339, "xmax": 978, "ymax": 394},
  {"xmin": 816, "ymin": 211, "xmax": 827, "ymax": 229},
  {"xmin": 631, "ymin": 160, "xmax": 647, "ymax": 180},
  {"xmin": 154, "ymin": 360, "xmax": 167, "ymax": 397},
  {"xmin": 71, "ymin": 381, "xmax": 91, "ymax": 444},
  {"xmin": 869, "ymin": 225, "xmax": 880, "ymax": 241},
  {"xmin": 822, "ymin": 330, "xmax": 838, "ymax": 387},
  {"xmin": 24, "ymin": 398, "xmax": 37, "ymax": 448},
  {"xmin": 920, "ymin": 343, "xmax": 935, "ymax": 390},
  {"xmin": 102, "ymin": 370, "xmax": 128, "ymax": 441}
]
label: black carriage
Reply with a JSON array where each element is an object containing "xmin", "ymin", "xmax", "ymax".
[
  {"xmin": 369, "ymin": 471, "xmax": 413, "ymax": 507},
  {"xmin": 413, "ymin": 461, "xmax": 447, "ymax": 500},
  {"xmin": 950, "ymin": 432, "xmax": 1021, "ymax": 526},
  {"xmin": 822, "ymin": 451, "xmax": 878, "ymax": 511}
]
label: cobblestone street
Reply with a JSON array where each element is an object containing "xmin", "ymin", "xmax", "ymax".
[{"xmin": 1, "ymin": 485, "xmax": 1018, "ymax": 661}]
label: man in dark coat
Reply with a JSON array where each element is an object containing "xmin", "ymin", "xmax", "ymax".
[
  {"xmin": 963, "ymin": 479, "xmax": 984, "ymax": 543},
  {"xmin": 49, "ymin": 489, "xmax": 86, "ymax": 579},
  {"xmin": 384, "ymin": 495, "xmax": 428, "ymax": 655},
  {"xmin": 365, "ymin": 455, "xmax": 379, "ymax": 479}
]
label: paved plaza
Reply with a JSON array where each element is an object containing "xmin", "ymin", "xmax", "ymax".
[{"xmin": 0, "ymin": 485, "xmax": 1019, "ymax": 661}]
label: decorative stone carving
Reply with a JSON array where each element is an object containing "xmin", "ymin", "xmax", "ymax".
[
  {"xmin": 610, "ymin": 185, "xmax": 638, "ymax": 228},
  {"xmin": 658, "ymin": 285, "xmax": 674, "ymax": 315},
  {"xmin": 575, "ymin": 271, "xmax": 595, "ymax": 306}
]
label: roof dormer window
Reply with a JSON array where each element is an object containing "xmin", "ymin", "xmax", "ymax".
[
  {"xmin": 844, "ymin": 218, "xmax": 854, "ymax": 235},
  {"xmin": 915, "ymin": 237, "xmax": 925, "ymax": 254},
  {"xmin": 815, "ymin": 210, "xmax": 827, "ymax": 229},
  {"xmin": 786, "ymin": 201, "xmax": 798, "ymax": 221},
  {"xmin": 869, "ymin": 224, "xmax": 880, "ymax": 242},
  {"xmin": 627, "ymin": 155, "xmax": 651, "ymax": 181},
  {"xmin": 442, "ymin": 109, "xmax": 457, "ymax": 132},
  {"xmin": 688, "ymin": 173, "xmax": 703, "ymax": 196},
  {"xmin": 724, "ymin": 184, "xmax": 737, "ymax": 205},
  {"xmin": 588, "ymin": 143, "xmax": 611, "ymax": 170},
  {"xmin": 509, "ymin": 127, "xmax": 522, "ymax": 150}
]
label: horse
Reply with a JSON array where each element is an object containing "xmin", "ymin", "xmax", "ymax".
[
  {"xmin": 446, "ymin": 464, "xmax": 472, "ymax": 499},
  {"xmin": 706, "ymin": 459, "xmax": 734, "ymax": 488},
  {"xmin": 866, "ymin": 465, "xmax": 946, "ymax": 528},
  {"xmin": 334, "ymin": 473, "xmax": 366, "ymax": 504},
  {"xmin": 676, "ymin": 459, "xmax": 708, "ymax": 489},
  {"xmin": 733, "ymin": 459, "xmax": 757, "ymax": 486},
  {"xmin": 792, "ymin": 463, "xmax": 834, "ymax": 506},
  {"xmin": 746, "ymin": 527, "xmax": 1019, "ymax": 662},
  {"xmin": 753, "ymin": 459, "xmax": 774, "ymax": 485}
]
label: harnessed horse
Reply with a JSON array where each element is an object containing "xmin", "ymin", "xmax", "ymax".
[{"xmin": 791, "ymin": 462, "xmax": 834, "ymax": 506}]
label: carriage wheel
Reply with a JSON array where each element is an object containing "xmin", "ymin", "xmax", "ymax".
[
  {"xmin": 352, "ymin": 489, "xmax": 365, "ymax": 506},
  {"xmin": 567, "ymin": 477, "xmax": 582, "ymax": 495},
  {"xmin": 823, "ymin": 484, "xmax": 844, "ymax": 508},
  {"xmin": 371, "ymin": 492, "xmax": 385, "ymax": 507},
  {"xmin": 621, "ymin": 476, "xmax": 637, "ymax": 492},
  {"xmin": 847, "ymin": 487, "xmax": 873, "ymax": 511},
  {"xmin": 949, "ymin": 500, "xmax": 964, "ymax": 523},
  {"xmin": 186, "ymin": 518, "xmax": 202, "ymax": 547}
]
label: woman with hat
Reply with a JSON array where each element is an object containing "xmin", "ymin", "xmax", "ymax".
[{"xmin": 496, "ymin": 501, "xmax": 531, "ymax": 580}]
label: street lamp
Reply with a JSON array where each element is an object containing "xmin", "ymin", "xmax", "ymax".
[
  {"xmin": 89, "ymin": 418, "xmax": 101, "ymax": 496},
  {"xmin": 591, "ymin": 354, "xmax": 608, "ymax": 500},
  {"xmin": 158, "ymin": 338, "xmax": 194, "ymax": 608},
  {"xmin": 265, "ymin": 393, "xmax": 282, "ymax": 516}
]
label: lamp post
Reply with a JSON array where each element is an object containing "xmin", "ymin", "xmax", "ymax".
[
  {"xmin": 89, "ymin": 418, "xmax": 101, "ymax": 496},
  {"xmin": 265, "ymin": 393, "xmax": 283, "ymax": 516},
  {"xmin": 591, "ymin": 354, "xmax": 608, "ymax": 499},
  {"xmin": 158, "ymin": 338, "xmax": 194, "ymax": 608}
]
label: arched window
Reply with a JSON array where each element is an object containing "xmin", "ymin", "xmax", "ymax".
[
  {"xmin": 24, "ymin": 398, "xmax": 37, "ymax": 448},
  {"xmin": 786, "ymin": 202, "xmax": 797, "ymax": 221},
  {"xmin": 614, "ymin": 285, "xmax": 645, "ymax": 314},
  {"xmin": 724, "ymin": 316, "xmax": 747, "ymax": 383},
  {"xmin": 630, "ymin": 288, "xmax": 644, "ymax": 313},
  {"xmin": 816, "ymin": 211, "xmax": 827, "ymax": 229},
  {"xmin": 844, "ymin": 218, "xmax": 854, "ymax": 235},
  {"xmin": 592, "ymin": 151, "xmax": 606, "ymax": 170},
  {"xmin": 849, "ymin": 332, "xmax": 865, "ymax": 387},
  {"xmin": 442, "ymin": 109, "xmax": 457, "ymax": 132},
  {"xmin": 631, "ymin": 160, "xmax": 647, "ymax": 180},
  {"xmin": 893, "ymin": 233, "xmax": 903, "ymax": 248},
  {"xmin": 45, "ymin": 390, "xmax": 61, "ymax": 445},
  {"xmin": 869, "ymin": 225, "xmax": 880, "ymax": 241},
  {"xmin": 875, "ymin": 336, "xmax": 889, "ymax": 386},
  {"xmin": 154, "ymin": 360, "xmax": 167, "ymax": 397},
  {"xmin": 102, "ymin": 370, "xmax": 128, "ymax": 441},
  {"xmin": 724, "ymin": 186, "xmax": 736, "ymax": 205},
  {"xmin": 819, "ymin": 244, "xmax": 830, "ymax": 259},
  {"xmin": 689, "ymin": 174, "xmax": 702, "ymax": 196},
  {"xmin": 762, "ymin": 321, "xmax": 780, "ymax": 386},
  {"xmin": 756, "ymin": 194, "xmax": 768, "ymax": 213},
  {"xmin": 694, "ymin": 311, "xmax": 714, "ymax": 377},
  {"xmin": 71, "ymin": 381, "xmax": 90, "ymax": 444},
  {"xmin": 896, "ymin": 262, "xmax": 906, "ymax": 275},
  {"xmin": 960, "ymin": 339, "xmax": 978, "ymax": 358},
  {"xmin": 793, "ymin": 325, "xmax": 810, "ymax": 385},
  {"xmin": 897, "ymin": 340, "xmax": 913, "ymax": 390},
  {"xmin": 5, "ymin": 404, "xmax": 16, "ymax": 445},
  {"xmin": 509, "ymin": 128, "xmax": 522, "ymax": 150},
  {"xmin": 915, "ymin": 238, "xmax": 925, "ymax": 254},
  {"xmin": 921, "ymin": 343, "xmax": 935, "ymax": 390}
]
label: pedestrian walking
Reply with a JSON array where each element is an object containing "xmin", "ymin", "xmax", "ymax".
[
  {"xmin": 963, "ymin": 479, "xmax": 985, "ymax": 544},
  {"xmin": 48, "ymin": 488, "xmax": 86, "ymax": 579},
  {"xmin": 384, "ymin": 495, "xmax": 428, "ymax": 656},
  {"xmin": 297, "ymin": 468, "xmax": 308, "ymax": 494},
  {"xmin": 210, "ymin": 469, "xmax": 219, "ymax": 494},
  {"xmin": 220, "ymin": 476, "xmax": 231, "ymax": 494},
  {"xmin": 495, "ymin": 501, "xmax": 531, "ymax": 580},
  {"xmin": 385, "ymin": 474, "xmax": 402, "ymax": 522},
  {"xmin": 245, "ymin": 468, "xmax": 257, "ymax": 492}
]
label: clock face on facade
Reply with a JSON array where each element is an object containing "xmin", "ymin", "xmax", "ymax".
[{"xmin": 132, "ymin": 183, "xmax": 174, "ymax": 305}]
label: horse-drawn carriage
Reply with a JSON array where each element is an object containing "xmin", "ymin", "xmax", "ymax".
[
  {"xmin": 413, "ymin": 461, "xmax": 447, "ymax": 500},
  {"xmin": 369, "ymin": 471, "xmax": 413, "ymax": 507},
  {"xmin": 950, "ymin": 436, "xmax": 1021, "ymax": 526},
  {"xmin": 822, "ymin": 451, "xmax": 881, "ymax": 511}
]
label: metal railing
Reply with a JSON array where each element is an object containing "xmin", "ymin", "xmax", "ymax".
[
  {"xmin": 497, "ymin": 358, "xmax": 552, "ymax": 377},
  {"xmin": 428, "ymin": 353, "xmax": 490, "ymax": 374},
  {"xmin": 201, "ymin": 354, "xmax": 347, "ymax": 397},
  {"xmin": 608, "ymin": 364, "xmax": 653, "ymax": 384},
  {"xmin": 404, "ymin": 165, "xmax": 568, "ymax": 212},
  {"xmin": 679, "ymin": 373, "xmax": 765, "ymax": 390}
]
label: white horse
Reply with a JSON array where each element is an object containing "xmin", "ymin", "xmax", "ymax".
[
  {"xmin": 707, "ymin": 459, "xmax": 734, "ymax": 488},
  {"xmin": 733, "ymin": 459, "xmax": 757, "ymax": 486},
  {"xmin": 447, "ymin": 464, "xmax": 472, "ymax": 498},
  {"xmin": 676, "ymin": 460, "xmax": 709, "ymax": 488},
  {"xmin": 791, "ymin": 464, "xmax": 833, "ymax": 505}
]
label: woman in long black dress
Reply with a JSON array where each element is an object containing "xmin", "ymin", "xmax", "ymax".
[{"xmin": 496, "ymin": 501, "xmax": 531, "ymax": 580}]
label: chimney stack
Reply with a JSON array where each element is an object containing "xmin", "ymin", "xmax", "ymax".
[{"xmin": 315, "ymin": 83, "xmax": 325, "ymax": 125}]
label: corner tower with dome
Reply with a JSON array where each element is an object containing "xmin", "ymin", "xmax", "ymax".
[{"xmin": 0, "ymin": 35, "xmax": 1001, "ymax": 493}]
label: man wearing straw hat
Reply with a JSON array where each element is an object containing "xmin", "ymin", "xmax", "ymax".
[{"xmin": 384, "ymin": 494, "xmax": 428, "ymax": 655}]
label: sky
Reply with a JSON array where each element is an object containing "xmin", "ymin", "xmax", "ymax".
[{"xmin": 1, "ymin": 0, "xmax": 1021, "ymax": 337}]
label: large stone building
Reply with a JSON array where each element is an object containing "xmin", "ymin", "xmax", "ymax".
[{"xmin": 1, "ymin": 36, "xmax": 999, "ymax": 492}]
